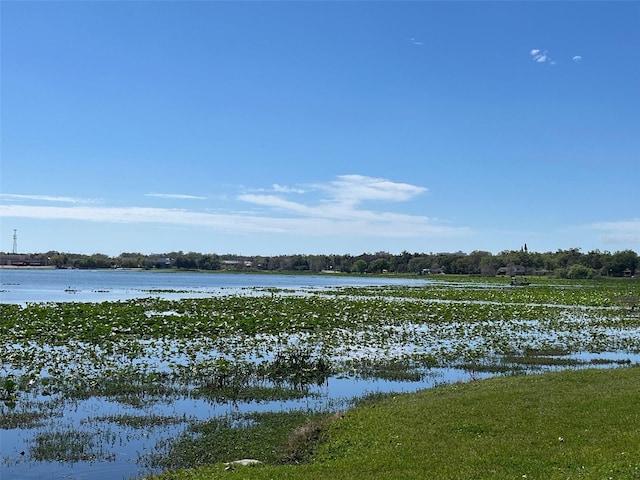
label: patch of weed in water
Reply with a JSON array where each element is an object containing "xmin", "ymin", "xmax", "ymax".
[
  {"xmin": 524, "ymin": 346, "xmax": 571, "ymax": 356},
  {"xmin": 68, "ymin": 371, "xmax": 183, "ymax": 407},
  {"xmin": 589, "ymin": 357, "xmax": 632, "ymax": 366},
  {"xmin": 504, "ymin": 355, "xmax": 581, "ymax": 367},
  {"xmin": 261, "ymin": 348, "xmax": 332, "ymax": 389},
  {"xmin": 0, "ymin": 409, "xmax": 48, "ymax": 429},
  {"xmin": 196, "ymin": 384, "xmax": 311, "ymax": 402},
  {"xmin": 343, "ymin": 355, "xmax": 438, "ymax": 382},
  {"xmin": 29, "ymin": 428, "xmax": 115, "ymax": 462},
  {"xmin": 84, "ymin": 413, "xmax": 191, "ymax": 429},
  {"xmin": 458, "ymin": 362, "xmax": 526, "ymax": 374},
  {"xmin": 194, "ymin": 351, "xmax": 332, "ymax": 402}
]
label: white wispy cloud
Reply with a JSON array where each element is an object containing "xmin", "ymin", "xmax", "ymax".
[
  {"xmin": 530, "ymin": 49, "xmax": 583, "ymax": 66},
  {"xmin": 0, "ymin": 204, "xmax": 278, "ymax": 233},
  {"xmin": 239, "ymin": 175, "xmax": 428, "ymax": 220},
  {"xmin": 247, "ymin": 184, "xmax": 306, "ymax": 194},
  {"xmin": 145, "ymin": 193, "xmax": 207, "ymax": 200},
  {"xmin": 587, "ymin": 218, "xmax": 640, "ymax": 235},
  {"xmin": 0, "ymin": 193, "xmax": 97, "ymax": 204},
  {"xmin": 530, "ymin": 48, "xmax": 554, "ymax": 65},
  {"xmin": 319, "ymin": 174, "xmax": 427, "ymax": 205},
  {"xmin": 237, "ymin": 194, "xmax": 314, "ymax": 216},
  {"xmin": 565, "ymin": 218, "xmax": 640, "ymax": 249},
  {"xmin": 271, "ymin": 184, "xmax": 306, "ymax": 194},
  {"xmin": 0, "ymin": 176, "xmax": 464, "ymax": 239},
  {"xmin": 0, "ymin": 203, "xmax": 463, "ymax": 238}
]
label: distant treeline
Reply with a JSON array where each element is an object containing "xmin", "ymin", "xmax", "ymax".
[{"xmin": 3, "ymin": 248, "xmax": 639, "ymax": 278}]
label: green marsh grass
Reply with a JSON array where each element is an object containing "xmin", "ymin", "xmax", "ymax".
[
  {"xmin": 148, "ymin": 366, "xmax": 640, "ymax": 480},
  {"xmin": 149, "ymin": 410, "xmax": 330, "ymax": 471}
]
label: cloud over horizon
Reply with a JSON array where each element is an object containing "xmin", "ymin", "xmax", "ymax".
[
  {"xmin": 0, "ymin": 193, "xmax": 98, "ymax": 204},
  {"xmin": 0, "ymin": 175, "xmax": 462, "ymax": 240},
  {"xmin": 238, "ymin": 175, "xmax": 429, "ymax": 222},
  {"xmin": 145, "ymin": 193, "xmax": 207, "ymax": 200}
]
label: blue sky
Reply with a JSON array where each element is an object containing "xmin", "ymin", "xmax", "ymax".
[{"xmin": 1, "ymin": 1, "xmax": 638, "ymax": 256}]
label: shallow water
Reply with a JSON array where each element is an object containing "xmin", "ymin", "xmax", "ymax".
[
  {"xmin": 1, "ymin": 270, "xmax": 638, "ymax": 480},
  {"xmin": 1, "ymin": 270, "xmax": 435, "ymax": 479},
  {"xmin": 0, "ymin": 268, "xmax": 430, "ymax": 304}
]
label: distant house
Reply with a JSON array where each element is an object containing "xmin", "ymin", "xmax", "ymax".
[
  {"xmin": 156, "ymin": 257, "xmax": 172, "ymax": 267},
  {"xmin": 0, "ymin": 254, "xmax": 46, "ymax": 267},
  {"xmin": 420, "ymin": 266, "xmax": 445, "ymax": 275},
  {"xmin": 534, "ymin": 268, "xmax": 552, "ymax": 276},
  {"xmin": 221, "ymin": 259, "xmax": 253, "ymax": 268},
  {"xmin": 496, "ymin": 264, "xmax": 526, "ymax": 276}
]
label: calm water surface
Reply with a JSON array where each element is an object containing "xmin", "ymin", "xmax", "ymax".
[{"xmin": 0, "ymin": 268, "xmax": 430, "ymax": 304}]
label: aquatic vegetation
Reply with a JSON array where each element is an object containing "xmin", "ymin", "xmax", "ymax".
[
  {"xmin": 0, "ymin": 409, "xmax": 48, "ymax": 429},
  {"xmin": 342, "ymin": 354, "xmax": 438, "ymax": 382},
  {"xmin": 1, "ymin": 277, "xmax": 639, "ymax": 479},
  {"xmin": 85, "ymin": 413, "xmax": 191, "ymax": 429},
  {"xmin": 3, "ymin": 285, "xmax": 640, "ymax": 398},
  {"xmin": 29, "ymin": 428, "xmax": 116, "ymax": 462}
]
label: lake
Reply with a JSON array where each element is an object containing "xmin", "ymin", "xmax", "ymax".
[
  {"xmin": 1, "ymin": 269, "xmax": 638, "ymax": 480},
  {"xmin": 0, "ymin": 268, "xmax": 430, "ymax": 304},
  {"xmin": 1, "ymin": 269, "xmax": 449, "ymax": 480}
]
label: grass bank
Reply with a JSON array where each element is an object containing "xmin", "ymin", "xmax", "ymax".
[{"xmin": 148, "ymin": 366, "xmax": 640, "ymax": 480}]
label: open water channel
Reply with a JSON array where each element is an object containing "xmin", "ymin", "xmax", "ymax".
[{"xmin": 0, "ymin": 268, "xmax": 429, "ymax": 305}]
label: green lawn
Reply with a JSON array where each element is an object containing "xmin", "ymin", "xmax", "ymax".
[{"xmin": 147, "ymin": 366, "xmax": 640, "ymax": 480}]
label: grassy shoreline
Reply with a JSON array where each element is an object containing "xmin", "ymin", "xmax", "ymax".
[{"xmin": 148, "ymin": 366, "xmax": 640, "ymax": 480}]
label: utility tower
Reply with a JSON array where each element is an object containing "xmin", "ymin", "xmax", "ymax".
[{"xmin": 12, "ymin": 229, "xmax": 18, "ymax": 254}]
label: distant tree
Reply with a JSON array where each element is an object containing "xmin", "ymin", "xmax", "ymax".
[
  {"xmin": 567, "ymin": 264, "xmax": 595, "ymax": 279},
  {"xmin": 604, "ymin": 250, "xmax": 638, "ymax": 276},
  {"xmin": 14, "ymin": 246, "xmax": 640, "ymax": 276},
  {"xmin": 554, "ymin": 267, "xmax": 569, "ymax": 279},
  {"xmin": 437, "ymin": 253, "xmax": 463, "ymax": 274},
  {"xmin": 336, "ymin": 254, "xmax": 354, "ymax": 273},
  {"xmin": 353, "ymin": 259, "xmax": 368, "ymax": 274},
  {"xmin": 479, "ymin": 255, "xmax": 500, "ymax": 276},
  {"xmin": 307, "ymin": 255, "xmax": 330, "ymax": 272},
  {"xmin": 199, "ymin": 254, "xmax": 221, "ymax": 270},
  {"xmin": 390, "ymin": 251, "xmax": 412, "ymax": 273},
  {"xmin": 252, "ymin": 256, "xmax": 267, "ymax": 270},
  {"xmin": 49, "ymin": 253, "xmax": 69, "ymax": 268},
  {"xmin": 583, "ymin": 250, "xmax": 605, "ymax": 271},
  {"xmin": 367, "ymin": 258, "xmax": 390, "ymax": 274},
  {"xmin": 555, "ymin": 248, "xmax": 582, "ymax": 268},
  {"xmin": 119, "ymin": 256, "xmax": 141, "ymax": 268},
  {"xmin": 75, "ymin": 253, "xmax": 113, "ymax": 269},
  {"xmin": 289, "ymin": 255, "xmax": 309, "ymax": 271},
  {"xmin": 408, "ymin": 256, "xmax": 432, "ymax": 274},
  {"xmin": 175, "ymin": 253, "xmax": 198, "ymax": 269}
]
